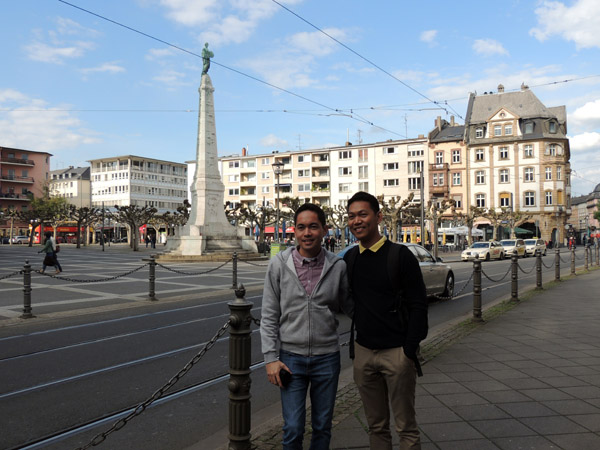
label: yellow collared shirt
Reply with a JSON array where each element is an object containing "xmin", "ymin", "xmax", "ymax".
[{"xmin": 358, "ymin": 235, "xmax": 387, "ymax": 254}]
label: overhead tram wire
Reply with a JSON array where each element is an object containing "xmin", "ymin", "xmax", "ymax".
[
  {"xmin": 56, "ymin": 0, "xmax": 403, "ymax": 135},
  {"xmin": 270, "ymin": 0, "xmax": 464, "ymax": 120}
]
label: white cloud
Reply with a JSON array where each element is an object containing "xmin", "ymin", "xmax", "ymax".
[
  {"xmin": 571, "ymin": 99, "xmax": 600, "ymax": 129},
  {"xmin": 260, "ymin": 133, "xmax": 288, "ymax": 148},
  {"xmin": 25, "ymin": 41, "xmax": 94, "ymax": 64},
  {"xmin": 472, "ymin": 39, "xmax": 509, "ymax": 56},
  {"xmin": 158, "ymin": 0, "xmax": 221, "ymax": 26},
  {"xmin": 287, "ymin": 28, "xmax": 347, "ymax": 57},
  {"xmin": 530, "ymin": 0, "xmax": 600, "ymax": 49},
  {"xmin": 152, "ymin": 69, "xmax": 191, "ymax": 89},
  {"xmin": 0, "ymin": 89, "xmax": 100, "ymax": 153},
  {"xmin": 569, "ymin": 131, "xmax": 600, "ymax": 152},
  {"xmin": 146, "ymin": 48, "xmax": 177, "ymax": 61},
  {"xmin": 80, "ymin": 62, "xmax": 126, "ymax": 75},
  {"xmin": 420, "ymin": 30, "xmax": 437, "ymax": 44}
]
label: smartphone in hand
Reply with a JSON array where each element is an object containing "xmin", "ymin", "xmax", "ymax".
[{"xmin": 279, "ymin": 368, "xmax": 292, "ymax": 387}]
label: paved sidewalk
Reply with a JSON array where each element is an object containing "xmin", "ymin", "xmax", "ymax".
[{"xmin": 252, "ymin": 268, "xmax": 600, "ymax": 450}]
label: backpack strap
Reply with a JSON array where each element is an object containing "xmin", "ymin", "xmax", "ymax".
[{"xmin": 343, "ymin": 245, "xmax": 360, "ymax": 359}]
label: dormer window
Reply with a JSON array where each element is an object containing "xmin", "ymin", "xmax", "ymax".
[
  {"xmin": 549, "ymin": 121, "xmax": 557, "ymax": 133},
  {"xmin": 504, "ymin": 123, "xmax": 512, "ymax": 135},
  {"xmin": 524, "ymin": 122, "xmax": 534, "ymax": 134},
  {"xmin": 475, "ymin": 127, "xmax": 484, "ymax": 138},
  {"xmin": 494, "ymin": 125, "xmax": 502, "ymax": 136}
]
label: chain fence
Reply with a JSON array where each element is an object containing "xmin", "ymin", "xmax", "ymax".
[
  {"xmin": 559, "ymin": 254, "xmax": 571, "ymax": 264},
  {"xmin": 156, "ymin": 259, "xmax": 231, "ymax": 276},
  {"xmin": 481, "ymin": 265, "xmax": 512, "ymax": 283},
  {"xmin": 241, "ymin": 259, "xmax": 270, "ymax": 267},
  {"xmin": 75, "ymin": 319, "xmax": 231, "ymax": 450},
  {"xmin": 541, "ymin": 257, "xmax": 555, "ymax": 269},
  {"xmin": 574, "ymin": 249, "xmax": 585, "ymax": 260},
  {"xmin": 37, "ymin": 264, "xmax": 149, "ymax": 283},
  {"xmin": 0, "ymin": 270, "xmax": 23, "ymax": 281},
  {"xmin": 517, "ymin": 261, "xmax": 537, "ymax": 275},
  {"xmin": 431, "ymin": 271, "xmax": 474, "ymax": 302}
]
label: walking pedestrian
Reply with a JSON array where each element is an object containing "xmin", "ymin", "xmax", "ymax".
[
  {"xmin": 344, "ymin": 191, "xmax": 428, "ymax": 450},
  {"xmin": 38, "ymin": 232, "xmax": 60, "ymax": 275},
  {"xmin": 260, "ymin": 203, "xmax": 352, "ymax": 450}
]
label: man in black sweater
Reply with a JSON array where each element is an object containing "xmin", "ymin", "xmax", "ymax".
[{"xmin": 345, "ymin": 191, "xmax": 428, "ymax": 450}]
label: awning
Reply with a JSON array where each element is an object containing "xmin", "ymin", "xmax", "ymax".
[{"xmin": 265, "ymin": 226, "xmax": 295, "ymax": 233}]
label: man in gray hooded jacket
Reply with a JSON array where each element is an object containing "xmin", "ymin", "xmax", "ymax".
[{"xmin": 261, "ymin": 203, "xmax": 351, "ymax": 450}]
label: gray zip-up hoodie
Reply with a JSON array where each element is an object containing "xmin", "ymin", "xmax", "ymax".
[{"xmin": 260, "ymin": 247, "xmax": 352, "ymax": 364}]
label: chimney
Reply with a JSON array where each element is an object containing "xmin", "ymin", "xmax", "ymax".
[
  {"xmin": 242, "ymin": 147, "xmax": 247, "ymax": 156},
  {"xmin": 450, "ymin": 115, "xmax": 455, "ymax": 126},
  {"xmin": 498, "ymin": 84, "xmax": 505, "ymax": 93},
  {"xmin": 521, "ymin": 82, "xmax": 529, "ymax": 91},
  {"xmin": 345, "ymin": 141, "xmax": 353, "ymax": 146},
  {"xmin": 435, "ymin": 116, "xmax": 442, "ymax": 131}
]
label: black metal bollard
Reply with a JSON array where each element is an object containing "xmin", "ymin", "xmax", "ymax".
[
  {"xmin": 232, "ymin": 252, "xmax": 238, "ymax": 290},
  {"xmin": 228, "ymin": 284, "xmax": 253, "ymax": 450},
  {"xmin": 596, "ymin": 244, "xmax": 599, "ymax": 267},
  {"xmin": 585, "ymin": 245, "xmax": 589, "ymax": 271},
  {"xmin": 571, "ymin": 247, "xmax": 576, "ymax": 275},
  {"xmin": 21, "ymin": 260, "xmax": 35, "ymax": 319},
  {"xmin": 472, "ymin": 260, "xmax": 483, "ymax": 322},
  {"xmin": 510, "ymin": 253, "xmax": 519, "ymax": 302},
  {"xmin": 535, "ymin": 250, "xmax": 543, "ymax": 290},
  {"xmin": 148, "ymin": 255, "xmax": 158, "ymax": 301},
  {"xmin": 555, "ymin": 248, "xmax": 560, "ymax": 281}
]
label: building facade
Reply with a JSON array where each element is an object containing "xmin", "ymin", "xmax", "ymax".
[
  {"xmin": 89, "ymin": 156, "xmax": 187, "ymax": 213},
  {"xmin": 569, "ymin": 184, "xmax": 600, "ymax": 244},
  {"xmin": 49, "ymin": 166, "xmax": 91, "ymax": 208},
  {"xmin": 463, "ymin": 84, "xmax": 571, "ymax": 244}
]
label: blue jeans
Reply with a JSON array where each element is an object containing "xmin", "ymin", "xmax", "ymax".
[{"xmin": 279, "ymin": 350, "xmax": 341, "ymax": 450}]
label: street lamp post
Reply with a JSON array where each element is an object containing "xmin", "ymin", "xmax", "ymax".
[
  {"xmin": 272, "ymin": 161, "xmax": 284, "ymax": 243},
  {"xmin": 555, "ymin": 205, "xmax": 563, "ymax": 248}
]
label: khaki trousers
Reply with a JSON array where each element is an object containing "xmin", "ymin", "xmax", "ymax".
[{"xmin": 353, "ymin": 342, "xmax": 420, "ymax": 450}]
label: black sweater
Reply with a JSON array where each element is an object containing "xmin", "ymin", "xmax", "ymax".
[{"xmin": 349, "ymin": 240, "xmax": 428, "ymax": 357}]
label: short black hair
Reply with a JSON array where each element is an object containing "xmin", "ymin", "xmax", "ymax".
[
  {"xmin": 44, "ymin": 231, "xmax": 52, "ymax": 238},
  {"xmin": 294, "ymin": 202, "xmax": 326, "ymax": 227},
  {"xmin": 347, "ymin": 191, "xmax": 380, "ymax": 214}
]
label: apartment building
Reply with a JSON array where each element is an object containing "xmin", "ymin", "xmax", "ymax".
[
  {"xmin": 219, "ymin": 138, "xmax": 429, "ymax": 211},
  {"xmin": 569, "ymin": 184, "xmax": 600, "ymax": 243},
  {"xmin": 89, "ymin": 155, "xmax": 187, "ymax": 213},
  {"xmin": 49, "ymin": 166, "xmax": 91, "ymax": 208},
  {"xmin": 464, "ymin": 83, "xmax": 571, "ymax": 243}
]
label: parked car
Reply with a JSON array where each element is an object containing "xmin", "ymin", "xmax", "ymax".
[
  {"xmin": 1, "ymin": 236, "xmax": 10, "ymax": 244},
  {"xmin": 10, "ymin": 235, "xmax": 30, "ymax": 244},
  {"xmin": 111, "ymin": 236, "xmax": 128, "ymax": 243},
  {"xmin": 461, "ymin": 240, "xmax": 505, "ymax": 261},
  {"xmin": 500, "ymin": 239, "xmax": 527, "ymax": 258},
  {"xmin": 338, "ymin": 242, "xmax": 455, "ymax": 298},
  {"xmin": 524, "ymin": 238, "xmax": 547, "ymax": 256}
]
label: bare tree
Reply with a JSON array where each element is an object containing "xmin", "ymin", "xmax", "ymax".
[
  {"xmin": 456, "ymin": 206, "xmax": 486, "ymax": 246},
  {"xmin": 502, "ymin": 209, "xmax": 532, "ymax": 238},
  {"xmin": 425, "ymin": 198, "xmax": 455, "ymax": 258},
  {"xmin": 323, "ymin": 205, "xmax": 348, "ymax": 248},
  {"xmin": 110, "ymin": 205, "xmax": 157, "ymax": 251},
  {"xmin": 68, "ymin": 205, "xmax": 100, "ymax": 248},
  {"xmin": 377, "ymin": 193, "xmax": 415, "ymax": 243}
]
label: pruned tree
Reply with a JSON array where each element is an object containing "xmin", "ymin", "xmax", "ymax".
[
  {"xmin": 377, "ymin": 193, "xmax": 415, "ymax": 243},
  {"xmin": 110, "ymin": 205, "xmax": 157, "ymax": 251},
  {"xmin": 68, "ymin": 205, "xmax": 100, "ymax": 248},
  {"xmin": 425, "ymin": 198, "xmax": 455, "ymax": 258},
  {"xmin": 323, "ymin": 205, "xmax": 348, "ymax": 248},
  {"xmin": 1, "ymin": 208, "xmax": 19, "ymax": 244},
  {"xmin": 46, "ymin": 198, "xmax": 70, "ymax": 241},
  {"xmin": 237, "ymin": 205, "xmax": 277, "ymax": 250},
  {"xmin": 502, "ymin": 209, "xmax": 532, "ymax": 238},
  {"xmin": 479, "ymin": 207, "xmax": 511, "ymax": 241},
  {"xmin": 456, "ymin": 206, "xmax": 486, "ymax": 246}
]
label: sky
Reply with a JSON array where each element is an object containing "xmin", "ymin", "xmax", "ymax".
[{"xmin": 1, "ymin": 0, "xmax": 600, "ymax": 197}]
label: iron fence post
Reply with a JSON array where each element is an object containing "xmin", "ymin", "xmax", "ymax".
[
  {"xmin": 584, "ymin": 244, "xmax": 589, "ymax": 271},
  {"xmin": 555, "ymin": 248, "xmax": 560, "ymax": 281},
  {"xmin": 472, "ymin": 260, "xmax": 483, "ymax": 322},
  {"xmin": 535, "ymin": 250, "xmax": 543, "ymax": 290},
  {"xmin": 571, "ymin": 247, "xmax": 576, "ymax": 275},
  {"xmin": 228, "ymin": 284, "xmax": 252, "ymax": 450},
  {"xmin": 21, "ymin": 260, "xmax": 34, "ymax": 319},
  {"xmin": 596, "ymin": 244, "xmax": 599, "ymax": 266},
  {"xmin": 148, "ymin": 255, "xmax": 158, "ymax": 301},
  {"xmin": 511, "ymin": 253, "xmax": 519, "ymax": 302},
  {"xmin": 232, "ymin": 252, "xmax": 238, "ymax": 290}
]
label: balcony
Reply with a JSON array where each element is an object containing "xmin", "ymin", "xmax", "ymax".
[
  {"xmin": 239, "ymin": 179, "xmax": 257, "ymax": 187},
  {"xmin": 0, "ymin": 193, "xmax": 30, "ymax": 201},
  {"xmin": 429, "ymin": 163, "xmax": 449, "ymax": 172},
  {"xmin": 1, "ymin": 157, "xmax": 35, "ymax": 166},
  {"xmin": 0, "ymin": 175, "xmax": 34, "ymax": 183},
  {"xmin": 239, "ymin": 164, "xmax": 257, "ymax": 173},
  {"xmin": 430, "ymin": 184, "xmax": 449, "ymax": 195}
]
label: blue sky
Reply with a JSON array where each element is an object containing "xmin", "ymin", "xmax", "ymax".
[{"xmin": 1, "ymin": 0, "xmax": 600, "ymax": 197}]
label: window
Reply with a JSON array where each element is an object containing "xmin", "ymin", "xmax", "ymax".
[
  {"xmin": 298, "ymin": 183, "xmax": 310, "ymax": 192},
  {"xmin": 408, "ymin": 177, "xmax": 420, "ymax": 190},
  {"xmin": 452, "ymin": 172, "xmax": 461, "ymax": 186},
  {"xmin": 524, "ymin": 145, "xmax": 533, "ymax": 158},
  {"xmin": 499, "ymin": 193, "xmax": 511, "ymax": 208},
  {"xmin": 435, "ymin": 152, "xmax": 443, "ymax": 164},
  {"xmin": 475, "ymin": 127, "xmax": 484, "ymax": 138},
  {"xmin": 476, "ymin": 170, "xmax": 485, "ymax": 184},
  {"xmin": 297, "ymin": 155, "xmax": 305, "ymax": 163},
  {"xmin": 500, "ymin": 169, "xmax": 509, "ymax": 183},
  {"xmin": 524, "ymin": 122, "xmax": 533, "ymax": 134},
  {"xmin": 557, "ymin": 166, "xmax": 562, "ymax": 180},
  {"xmin": 384, "ymin": 162, "xmax": 399, "ymax": 171},
  {"xmin": 408, "ymin": 161, "xmax": 423, "ymax": 174},
  {"xmin": 384, "ymin": 179, "xmax": 399, "ymax": 187},
  {"xmin": 261, "ymin": 172, "xmax": 270, "ymax": 179},
  {"xmin": 504, "ymin": 123, "xmax": 513, "ymax": 135},
  {"xmin": 549, "ymin": 122, "xmax": 557, "ymax": 133},
  {"xmin": 228, "ymin": 188, "xmax": 239, "ymax": 195},
  {"xmin": 545, "ymin": 167, "xmax": 552, "ymax": 180},
  {"xmin": 339, "ymin": 150, "xmax": 352, "ymax": 160},
  {"xmin": 438, "ymin": 173, "xmax": 444, "ymax": 185},
  {"xmin": 228, "ymin": 174, "xmax": 239, "ymax": 182},
  {"xmin": 524, "ymin": 191, "xmax": 535, "ymax": 206},
  {"xmin": 338, "ymin": 167, "xmax": 352, "ymax": 176},
  {"xmin": 545, "ymin": 191, "xmax": 553, "ymax": 205},
  {"xmin": 298, "ymin": 169, "xmax": 310, "ymax": 177},
  {"xmin": 499, "ymin": 146, "xmax": 509, "ymax": 159},
  {"xmin": 475, "ymin": 149, "xmax": 485, "ymax": 161},
  {"xmin": 339, "ymin": 183, "xmax": 351, "ymax": 193},
  {"xmin": 452, "ymin": 149, "xmax": 461, "ymax": 163},
  {"xmin": 524, "ymin": 167, "xmax": 534, "ymax": 182},
  {"xmin": 384, "ymin": 147, "xmax": 396, "ymax": 154},
  {"xmin": 452, "ymin": 195, "xmax": 462, "ymax": 208},
  {"xmin": 476, "ymin": 194, "xmax": 486, "ymax": 208},
  {"xmin": 228, "ymin": 161, "xmax": 240, "ymax": 168},
  {"xmin": 358, "ymin": 181, "xmax": 369, "ymax": 191},
  {"xmin": 358, "ymin": 148, "xmax": 368, "ymax": 162},
  {"xmin": 547, "ymin": 144, "xmax": 557, "ymax": 156},
  {"xmin": 494, "ymin": 125, "xmax": 502, "ymax": 136},
  {"xmin": 242, "ymin": 160, "xmax": 255, "ymax": 168},
  {"xmin": 407, "ymin": 147, "xmax": 424, "ymax": 157},
  {"xmin": 358, "ymin": 165, "xmax": 368, "ymax": 179},
  {"xmin": 432, "ymin": 174, "xmax": 438, "ymax": 186},
  {"xmin": 557, "ymin": 190, "xmax": 564, "ymax": 204}
]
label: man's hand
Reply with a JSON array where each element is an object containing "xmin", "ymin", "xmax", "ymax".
[{"xmin": 265, "ymin": 360, "xmax": 292, "ymax": 388}]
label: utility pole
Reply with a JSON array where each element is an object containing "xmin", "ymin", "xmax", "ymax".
[{"xmin": 420, "ymin": 170, "xmax": 425, "ymax": 246}]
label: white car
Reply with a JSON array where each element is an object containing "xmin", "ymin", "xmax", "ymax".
[
  {"xmin": 500, "ymin": 239, "xmax": 527, "ymax": 258},
  {"xmin": 524, "ymin": 238, "xmax": 547, "ymax": 256},
  {"xmin": 10, "ymin": 235, "xmax": 29, "ymax": 244},
  {"xmin": 461, "ymin": 241, "xmax": 505, "ymax": 261}
]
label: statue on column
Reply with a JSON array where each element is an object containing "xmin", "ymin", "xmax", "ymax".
[{"xmin": 202, "ymin": 43, "xmax": 214, "ymax": 75}]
